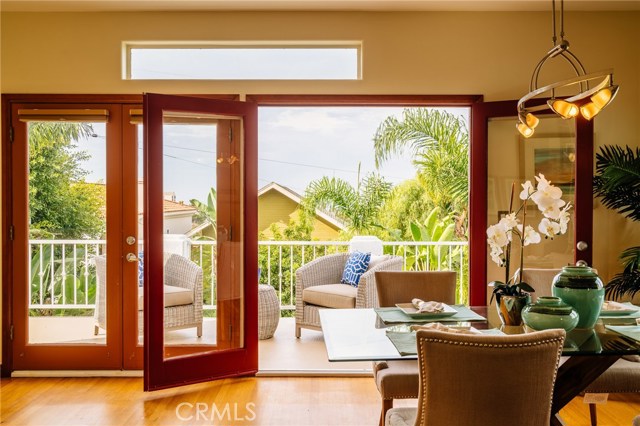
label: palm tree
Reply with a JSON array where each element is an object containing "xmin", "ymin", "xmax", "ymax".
[
  {"xmin": 373, "ymin": 108, "xmax": 468, "ymax": 223},
  {"xmin": 302, "ymin": 165, "xmax": 392, "ymax": 236},
  {"xmin": 593, "ymin": 145, "xmax": 640, "ymax": 299}
]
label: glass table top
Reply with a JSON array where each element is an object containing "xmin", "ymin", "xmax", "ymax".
[{"xmin": 319, "ymin": 306, "xmax": 640, "ymax": 362}]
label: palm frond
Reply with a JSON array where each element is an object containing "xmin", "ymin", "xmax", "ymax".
[
  {"xmin": 605, "ymin": 270, "xmax": 640, "ymax": 300},
  {"xmin": 593, "ymin": 145, "xmax": 640, "ymax": 221},
  {"xmin": 620, "ymin": 246, "xmax": 640, "ymax": 273},
  {"xmin": 373, "ymin": 109, "xmax": 468, "ymax": 168}
]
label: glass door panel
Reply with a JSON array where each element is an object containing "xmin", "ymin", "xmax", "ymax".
[
  {"xmin": 486, "ymin": 116, "xmax": 576, "ymax": 286},
  {"xmin": 25, "ymin": 121, "xmax": 108, "ymax": 345},
  {"xmin": 144, "ymin": 94, "xmax": 257, "ymax": 391},
  {"xmin": 469, "ymin": 100, "xmax": 593, "ymax": 306}
]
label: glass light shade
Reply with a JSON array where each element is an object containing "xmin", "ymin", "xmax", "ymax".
[
  {"xmin": 591, "ymin": 85, "xmax": 619, "ymax": 109},
  {"xmin": 525, "ymin": 113, "xmax": 540, "ymax": 129},
  {"xmin": 517, "ymin": 122, "xmax": 535, "ymax": 138},
  {"xmin": 580, "ymin": 102, "xmax": 601, "ymax": 120},
  {"xmin": 548, "ymin": 99, "xmax": 579, "ymax": 119}
]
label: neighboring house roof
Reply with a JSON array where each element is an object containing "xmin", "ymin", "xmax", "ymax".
[
  {"xmin": 162, "ymin": 199, "xmax": 197, "ymax": 215},
  {"xmin": 258, "ymin": 182, "xmax": 347, "ymax": 231},
  {"xmin": 185, "ymin": 220, "xmax": 212, "ymax": 237}
]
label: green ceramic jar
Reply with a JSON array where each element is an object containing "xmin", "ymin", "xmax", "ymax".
[
  {"xmin": 552, "ymin": 266, "xmax": 604, "ymax": 329},
  {"xmin": 522, "ymin": 296, "xmax": 579, "ymax": 332}
]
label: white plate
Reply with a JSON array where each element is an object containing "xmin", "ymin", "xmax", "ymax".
[
  {"xmin": 395, "ymin": 303, "xmax": 458, "ymax": 318},
  {"xmin": 600, "ymin": 302, "xmax": 640, "ymax": 316}
]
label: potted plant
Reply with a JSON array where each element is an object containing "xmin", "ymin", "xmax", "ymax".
[
  {"xmin": 593, "ymin": 145, "xmax": 640, "ymax": 300},
  {"xmin": 487, "ymin": 174, "xmax": 571, "ymax": 325}
]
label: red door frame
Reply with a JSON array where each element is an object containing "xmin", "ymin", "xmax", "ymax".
[
  {"xmin": 469, "ymin": 100, "xmax": 594, "ymax": 306},
  {"xmin": 143, "ymin": 93, "xmax": 258, "ymax": 391},
  {"xmin": 2, "ymin": 98, "xmax": 134, "ymax": 371}
]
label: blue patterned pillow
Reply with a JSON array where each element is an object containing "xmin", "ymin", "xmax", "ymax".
[
  {"xmin": 138, "ymin": 252, "xmax": 144, "ymax": 287},
  {"xmin": 341, "ymin": 251, "xmax": 371, "ymax": 287}
]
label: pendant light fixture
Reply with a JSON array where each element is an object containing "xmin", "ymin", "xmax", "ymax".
[{"xmin": 517, "ymin": 0, "xmax": 618, "ymax": 138}]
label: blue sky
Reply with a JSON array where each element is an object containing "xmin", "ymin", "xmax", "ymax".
[{"xmin": 77, "ymin": 106, "xmax": 470, "ymax": 204}]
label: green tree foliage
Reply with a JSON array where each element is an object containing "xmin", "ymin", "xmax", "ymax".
[
  {"xmin": 373, "ymin": 108, "xmax": 469, "ymax": 235},
  {"xmin": 258, "ymin": 214, "xmax": 315, "ymax": 317},
  {"xmin": 377, "ymin": 179, "xmax": 434, "ymax": 240},
  {"xmin": 190, "ymin": 187, "xmax": 217, "ymax": 240},
  {"xmin": 302, "ymin": 166, "xmax": 392, "ymax": 236},
  {"xmin": 28, "ymin": 122, "xmax": 105, "ymax": 238}
]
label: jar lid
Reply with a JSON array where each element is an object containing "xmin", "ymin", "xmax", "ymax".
[
  {"xmin": 554, "ymin": 266, "xmax": 602, "ymax": 289},
  {"xmin": 560, "ymin": 266, "xmax": 598, "ymax": 276},
  {"xmin": 527, "ymin": 297, "xmax": 575, "ymax": 315}
]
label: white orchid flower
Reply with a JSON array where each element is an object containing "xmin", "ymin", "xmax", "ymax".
[
  {"xmin": 489, "ymin": 245, "xmax": 505, "ymax": 266},
  {"xmin": 538, "ymin": 200, "xmax": 565, "ymax": 220},
  {"xmin": 487, "ymin": 223, "xmax": 509, "ymax": 248},
  {"xmin": 519, "ymin": 181, "xmax": 534, "ymax": 200},
  {"xmin": 558, "ymin": 203, "xmax": 572, "ymax": 233},
  {"xmin": 533, "ymin": 174, "xmax": 563, "ymax": 205},
  {"xmin": 538, "ymin": 217, "xmax": 561, "ymax": 238},
  {"xmin": 519, "ymin": 225, "xmax": 542, "ymax": 246},
  {"xmin": 499, "ymin": 213, "xmax": 519, "ymax": 230}
]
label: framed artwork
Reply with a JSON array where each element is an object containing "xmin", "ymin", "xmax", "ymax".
[{"xmin": 523, "ymin": 136, "xmax": 575, "ymax": 194}]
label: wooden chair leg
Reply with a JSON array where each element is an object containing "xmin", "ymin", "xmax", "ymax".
[
  {"xmin": 295, "ymin": 325, "xmax": 301, "ymax": 338},
  {"xmin": 379, "ymin": 399, "xmax": 393, "ymax": 426},
  {"xmin": 196, "ymin": 323, "xmax": 203, "ymax": 338},
  {"xmin": 94, "ymin": 325, "xmax": 99, "ymax": 336},
  {"xmin": 589, "ymin": 403, "xmax": 597, "ymax": 426}
]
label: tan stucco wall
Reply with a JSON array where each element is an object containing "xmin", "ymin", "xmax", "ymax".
[{"xmin": 2, "ymin": 10, "xmax": 640, "ymax": 362}]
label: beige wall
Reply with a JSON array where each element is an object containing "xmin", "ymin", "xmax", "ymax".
[{"xmin": 1, "ymin": 11, "xmax": 639, "ymax": 359}]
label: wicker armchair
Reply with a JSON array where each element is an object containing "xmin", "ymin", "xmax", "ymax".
[
  {"xmin": 93, "ymin": 253, "xmax": 203, "ymax": 336},
  {"xmin": 294, "ymin": 253, "xmax": 403, "ymax": 338}
]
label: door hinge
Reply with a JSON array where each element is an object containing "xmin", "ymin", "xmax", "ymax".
[
  {"xmin": 9, "ymin": 324, "xmax": 14, "ymax": 341},
  {"xmin": 9, "ymin": 225, "xmax": 15, "ymax": 241},
  {"xmin": 229, "ymin": 324, "xmax": 233, "ymax": 339},
  {"xmin": 229, "ymin": 225, "xmax": 233, "ymax": 241},
  {"xmin": 9, "ymin": 126, "xmax": 14, "ymax": 143},
  {"xmin": 229, "ymin": 126, "xmax": 233, "ymax": 143}
]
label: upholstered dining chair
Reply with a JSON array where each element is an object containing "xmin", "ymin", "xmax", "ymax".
[
  {"xmin": 374, "ymin": 271, "xmax": 456, "ymax": 426},
  {"xmin": 385, "ymin": 328, "xmax": 566, "ymax": 426},
  {"xmin": 294, "ymin": 253, "xmax": 403, "ymax": 338}
]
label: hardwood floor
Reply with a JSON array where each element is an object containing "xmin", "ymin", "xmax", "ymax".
[{"xmin": 1, "ymin": 376, "xmax": 639, "ymax": 425}]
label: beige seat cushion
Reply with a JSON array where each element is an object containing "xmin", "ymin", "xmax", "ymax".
[
  {"xmin": 137, "ymin": 285, "xmax": 194, "ymax": 310},
  {"xmin": 385, "ymin": 407, "xmax": 417, "ymax": 426},
  {"xmin": 302, "ymin": 284, "xmax": 357, "ymax": 309},
  {"xmin": 367, "ymin": 255, "xmax": 388, "ymax": 271}
]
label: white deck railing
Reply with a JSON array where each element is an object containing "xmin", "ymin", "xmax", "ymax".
[{"xmin": 28, "ymin": 239, "xmax": 469, "ymax": 313}]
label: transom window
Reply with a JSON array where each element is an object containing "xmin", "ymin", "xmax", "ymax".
[{"xmin": 124, "ymin": 42, "xmax": 361, "ymax": 80}]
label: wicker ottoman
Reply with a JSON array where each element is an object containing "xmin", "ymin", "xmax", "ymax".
[{"xmin": 258, "ymin": 284, "xmax": 280, "ymax": 339}]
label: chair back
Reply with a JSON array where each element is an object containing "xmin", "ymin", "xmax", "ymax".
[
  {"xmin": 516, "ymin": 268, "xmax": 562, "ymax": 301},
  {"xmin": 374, "ymin": 271, "xmax": 456, "ymax": 307},
  {"xmin": 414, "ymin": 328, "xmax": 565, "ymax": 426}
]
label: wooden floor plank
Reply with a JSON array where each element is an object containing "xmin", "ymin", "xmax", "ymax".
[{"xmin": 1, "ymin": 376, "xmax": 639, "ymax": 425}]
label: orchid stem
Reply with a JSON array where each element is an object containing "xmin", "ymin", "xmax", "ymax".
[{"xmin": 506, "ymin": 182, "xmax": 515, "ymax": 285}]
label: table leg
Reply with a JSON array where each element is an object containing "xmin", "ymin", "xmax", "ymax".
[{"xmin": 550, "ymin": 355, "xmax": 620, "ymax": 423}]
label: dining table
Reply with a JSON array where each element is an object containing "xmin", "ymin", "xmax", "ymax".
[{"xmin": 319, "ymin": 305, "xmax": 640, "ymax": 426}]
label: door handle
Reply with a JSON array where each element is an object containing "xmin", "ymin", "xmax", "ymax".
[
  {"xmin": 126, "ymin": 253, "xmax": 138, "ymax": 262},
  {"xmin": 126, "ymin": 236, "xmax": 136, "ymax": 245},
  {"xmin": 576, "ymin": 241, "xmax": 589, "ymax": 251}
]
